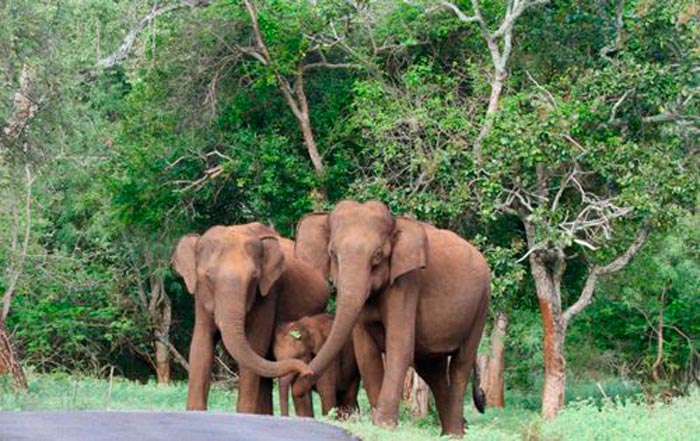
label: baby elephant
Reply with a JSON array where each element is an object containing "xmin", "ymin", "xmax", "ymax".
[{"xmin": 274, "ymin": 313, "xmax": 360, "ymax": 418}]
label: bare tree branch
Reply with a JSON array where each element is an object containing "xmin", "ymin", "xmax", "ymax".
[
  {"xmin": 421, "ymin": 0, "xmax": 550, "ymax": 160},
  {"xmin": 2, "ymin": 165, "xmax": 34, "ymax": 321},
  {"xmin": 2, "ymin": 65, "xmax": 38, "ymax": 143},
  {"xmin": 302, "ymin": 61, "xmax": 362, "ymax": 71},
  {"xmin": 241, "ymin": 0, "xmax": 326, "ymax": 177},
  {"xmin": 90, "ymin": 0, "xmax": 212, "ymax": 72},
  {"xmin": 426, "ymin": 1, "xmax": 479, "ymax": 23},
  {"xmin": 562, "ymin": 224, "xmax": 650, "ymax": 326},
  {"xmin": 162, "ymin": 337, "xmax": 189, "ymax": 372},
  {"xmin": 643, "ymin": 112, "xmax": 700, "ymax": 124},
  {"xmin": 600, "ymin": 0, "xmax": 626, "ymax": 58}
]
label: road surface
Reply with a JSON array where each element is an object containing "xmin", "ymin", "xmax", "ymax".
[{"xmin": 0, "ymin": 411, "xmax": 357, "ymax": 441}]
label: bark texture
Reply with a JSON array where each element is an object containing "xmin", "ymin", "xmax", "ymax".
[
  {"xmin": 480, "ymin": 311, "xmax": 508, "ymax": 408},
  {"xmin": 0, "ymin": 321, "xmax": 27, "ymax": 389},
  {"xmin": 524, "ymin": 221, "xmax": 649, "ymax": 419},
  {"xmin": 135, "ymin": 261, "xmax": 175, "ymax": 384},
  {"xmin": 149, "ymin": 275, "xmax": 172, "ymax": 383},
  {"xmin": 2, "ymin": 64, "xmax": 37, "ymax": 142},
  {"xmin": 403, "ymin": 367, "xmax": 430, "ymax": 418}
]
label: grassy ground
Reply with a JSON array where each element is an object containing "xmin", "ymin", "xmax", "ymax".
[{"xmin": 1, "ymin": 373, "xmax": 698, "ymax": 440}]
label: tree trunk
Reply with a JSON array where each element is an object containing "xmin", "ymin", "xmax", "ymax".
[
  {"xmin": 651, "ymin": 288, "xmax": 667, "ymax": 382},
  {"xmin": 539, "ymin": 297, "xmax": 566, "ymax": 419},
  {"xmin": 474, "ymin": 71, "xmax": 505, "ymax": 160},
  {"xmin": 403, "ymin": 367, "xmax": 430, "ymax": 419},
  {"xmin": 148, "ymin": 274, "xmax": 172, "ymax": 384},
  {"xmin": 0, "ymin": 321, "xmax": 27, "ymax": 389},
  {"xmin": 154, "ymin": 338, "xmax": 171, "ymax": 384},
  {"xmin": 483, "ymin": 311, "xmax": 508, "ymax": 408},
  {"xmin": 530, "ymin": 252, "xmax": 567, "ymax": 420}
]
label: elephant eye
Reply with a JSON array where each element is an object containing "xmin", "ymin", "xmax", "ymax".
[{"xmin": 371, "ymin": 248, "xmax": 383, "ymax": 265}]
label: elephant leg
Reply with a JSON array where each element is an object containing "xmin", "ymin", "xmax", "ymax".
[
  {"xmin": 292, "ymin": 392, "xmax": 314, "ymax": 417},
  {"xmin": 237, "ymin": 369, "xmax": 261, "ymax": 413},
  {"xmin": 316, "ymin": 364, "xmax": 338, "ymax": 416},
  {"xmin": 258, "ymin": 377, "xmax": 273, "ymax": 415},
  {"xmin": 236, "ymin": 297, "xmax": 277, "ymax": 414},
  {"xmin": 186, "ymin": 306, "xmax": 217, "ymax": 410},
  {"xmin": 415, "ymin": 357, "xmax": 450, "ymax": 429},
  {"xmin": 443, "ymin": 295, "xmax": 489, "ymax": 436},
  {"xmin": 337, "ymin": 375, "xmax": 360, "ymax": 419},
  {"xmin": 374, "ymin": 275, "xmax": 419, "ymax": 428},
  {"xmin": 352, "ymin": 306, "xmax": 384, "ymax": 408}
]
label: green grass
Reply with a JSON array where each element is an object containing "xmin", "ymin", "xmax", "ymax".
[{"xmin": 2, "ymin": 373, "xmax": 699, "ymax": 440}]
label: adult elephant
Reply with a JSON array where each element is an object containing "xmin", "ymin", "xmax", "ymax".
[
  {"xmin": 171, "ymin": 223, "xmax": 327, "ymax": 414},
  {"xmin": 292, "ymin": 201, "xmax": 490, "ymax": 436}
]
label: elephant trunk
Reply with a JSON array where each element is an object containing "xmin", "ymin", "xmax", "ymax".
[
  {"xmin": 279, "ymin": 375, "xmax": 292, "ymax": 416},
  {"xmin": 294, "ymin": 263, "xmax": 369, "ymax": 396},
  {"xmin": 217, "ymin": 283, "xmax": 312, "ymax": 379}
]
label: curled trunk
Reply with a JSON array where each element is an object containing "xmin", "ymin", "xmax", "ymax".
[
  {"xmin": 294, "ymin": 265, "xmax": 369, "ymax": 396},
  {"xmin": 219, "ymin": 323, "xmax": 311, "ymax": 379},
  {"xmin": 217, "ymin": 288, "xmax": 312, "ymax": 379}
]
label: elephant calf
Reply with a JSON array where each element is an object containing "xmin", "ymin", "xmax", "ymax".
[{"xmin": 274, "ymin": 313, "xmax": 359, "ymax": 418}]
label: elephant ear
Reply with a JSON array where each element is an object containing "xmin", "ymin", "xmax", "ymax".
[
  {"xmin": 259, "ymin": 236, "xmax": 286, "ymax": 297},
  {"xmin": 294, "ymin": 213, "xmax": 330, "ymax": 277},
  {"xmin": 171, "ymin": 234, "xmax": 200, "ymax": 294},
  {"xmin": 305, "ymin": 321, "xmax": 327, "ymax": 356},
  {"xmin": 390, "ymin": 217, "xmax": 428, "ymax": 285}
]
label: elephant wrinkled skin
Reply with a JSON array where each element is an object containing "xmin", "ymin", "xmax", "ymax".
[
  {"xmin": 171, "ymin": 223, "xmax": 328, "ymax": 414},
  {"xmin": 293, "ymin": 201, "xmax": 490, "ymax": 436},
  {"xmin": 274, "ymin": 313, "xmax": 360, "ymax": 418}
]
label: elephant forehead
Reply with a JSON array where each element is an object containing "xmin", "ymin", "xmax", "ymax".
[
  {"xmin": 330, "ymin": 212, "xmax": 392, "ymax": 236},
  {"xmin": 333, "ymin": 200, "xmax": 391, "ymax": 219},
  {"xmin": 198, "ymin": 229, "xmax": 255, "ymax": 260}
]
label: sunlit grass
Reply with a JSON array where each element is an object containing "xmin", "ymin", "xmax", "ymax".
[{"xmin": 2, "ymin": 373, "xmax": 698, "ymax": 440}]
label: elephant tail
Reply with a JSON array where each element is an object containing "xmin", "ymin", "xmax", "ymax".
[{"xmin": 472, "ymin": 364, "xmax": 486, "ymax": 414}]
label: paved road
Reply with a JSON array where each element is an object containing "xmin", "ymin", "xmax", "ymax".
[{"xmin": 0, "ymin": 411, "xmax": 357, "ymax": 441}]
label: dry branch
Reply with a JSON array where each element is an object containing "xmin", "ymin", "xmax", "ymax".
[
  {"xmin": 241, "ymin": 0, "xmax": 325, "ymax": 176},
  {"xmin": 562, "ymin": 224, "xmax": 650, "ymax": 326},
  {"xmin": 421, "ymin": 0, "xmax": 550, "ymax": 159},
  {"xmin": 2, "ymin": 65, "xmax": 38, "ymax": 143},
  {"xmin": 91, "ymin": 1, "xmax": 212, "ymax": 72},
  {"xmin": 2, "ymin": 165, "xmax": 34, "ymax": 321}
]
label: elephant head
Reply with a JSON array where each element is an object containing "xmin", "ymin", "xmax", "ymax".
[
  {"xmin": 273, "ymin": 318, "xmax": 326, "ymax": 416},
  {"xmin": 172, "ymin": 223, "xmax": 312, "ymax": 379},
  {"xmin": 294, "ymin": 201, "xmax": 427, "ymax": 388}
]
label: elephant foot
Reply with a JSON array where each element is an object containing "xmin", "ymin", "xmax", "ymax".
[
  {"xmin": 440, "ymin": 420, "xmax": 465, "ymax": 438},
  {"xmin": 372, "ymin": 408, "xmax": 398, "ymax": 429}
]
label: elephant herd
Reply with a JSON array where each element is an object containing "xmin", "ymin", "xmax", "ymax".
[{"xmin": 171, "ymin": 200, "xmax": 491, "ymax": 436}]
